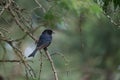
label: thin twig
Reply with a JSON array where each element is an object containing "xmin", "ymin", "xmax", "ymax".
[
  {"xmin": 45, "ymin": 50, "xmax": 58, "ymax": 80},
  {"xmin": 51, "ymin": 52, "xmax": 68, "ymax": 63},
  {"xmin": 0, "ymin": 6, "xmax": 5, "ymax": 16},
  {"xmin": 1, "ymin": 37, "xmax": 36, "ymax": 79},
  {"xmin": 33, "ymin": 0, "xmax": 46, "ymax": 13},
  {"xmin": 8, "ymin": 6, "xmax": 36, "ymax": 41},
  {"xmin": 26, "ymin": 63, "xmax": 36, "ymax": 79},
  {"xmin": 25, "ymin": 67, "xmax": 29, "ymax": 80},
  {"xmin": 51, "ymin": 52, "xmax": 70, "ymax": 76},
  {"xmin": 0, "ymin": 0, "xmax": 11, "ymax": 16},
  {"xmin": 38, "ymin": 51, "xmax": 43, "ymax": 80}
]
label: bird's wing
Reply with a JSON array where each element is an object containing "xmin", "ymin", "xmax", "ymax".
[{"xmin": 37, "ymin": 42, "xmax": 50, "ymax": 50}]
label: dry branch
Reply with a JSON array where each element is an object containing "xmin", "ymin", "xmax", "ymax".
[
  {"xmin": 1, "ymin": 37, "xmax": 36, "ymax": 79},
  {"xmin": 38, "ymin": 52, "xmax": 43, "ymax": 80},
  {"xmin": 33, "ymin": 0, "xmax": 46, "ymax": 13},
  {"xmin": 0, "ymin": 60, "xmax": 33, "ymax": 63},
  {"xmin": 0, "ymin": 60, "xmax": 24, "ymax": 62},
  {"xmin": 45, "ymin": 50, "xmax": 58, "ymax": 80},
  {"xmin": 0, "ymin": 0, "xmax": 11, "ymax": 16},
  {"xmin": 8, "ymin": 6, "xmax": 36, "ymax": 41}
]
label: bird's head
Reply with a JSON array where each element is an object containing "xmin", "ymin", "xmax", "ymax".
[{"xmin": 42, "ymin": 29, "xmax": 54, "ymax": 35}]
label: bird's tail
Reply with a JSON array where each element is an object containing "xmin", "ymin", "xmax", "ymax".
[{"xmin": 28, "ymin": 48, "xmax": 38, "ymax": 57}]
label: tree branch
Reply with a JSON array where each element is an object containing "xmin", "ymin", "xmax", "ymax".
[
  {"xmin": 8, "ymin": 6, "xmax": 36, "ymax": 41},
  {"xmin": 0, "ymin": 0, "xmax": 11, "ymax": 16},
  {"xmin": 33, "ymin": 0, "xmax": 46, "ymax": 13},
  {"xmin": 0, "ymin": 60, "xmax": 24, "ymax": 62},
  {"xmin": 44, "ymin": 50, "xmax": 58, "ymax": 80}
]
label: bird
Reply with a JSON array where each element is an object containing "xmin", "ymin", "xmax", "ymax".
[{"xmin": 28, "ymin": 29, "xmax": 54, "ymax": 57}]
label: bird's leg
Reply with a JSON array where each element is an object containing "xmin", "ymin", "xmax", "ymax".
[{"xmin": 44, "ymin": 47, "xmax": 47, "ymax": 51}]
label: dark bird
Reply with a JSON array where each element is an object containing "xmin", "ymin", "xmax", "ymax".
[{"xmin": 28, "ymin": 29, "xmax": 54, "ymax": 57}]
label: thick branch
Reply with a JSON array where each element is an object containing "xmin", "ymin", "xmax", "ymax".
[
  {"xmin": 44, "ymin": 50, "xmax": 58, "ymax": 80},
  {"xmin": 0, "ymin": 60, "xmax": 33, "ymax": 63},
  {"xmin": 0, "ymin": 60, "xmax": 24, "ymax": 62}
]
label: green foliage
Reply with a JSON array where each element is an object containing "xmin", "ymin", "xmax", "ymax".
[
  {"xmin": 57, "ymin": 0, "xmax": 81, "ymax": 14},
  {"xmin": 44, "ymin": 10, "xmax": 60, "ymax": 27},
  {"xmin": 82, "ymin": 15, "xmax": 120, "ymax": 70}
]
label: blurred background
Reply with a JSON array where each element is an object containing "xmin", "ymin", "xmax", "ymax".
[{"xmin": 0, "ymin": 0, "xmax": 120, "ymax": 80}]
